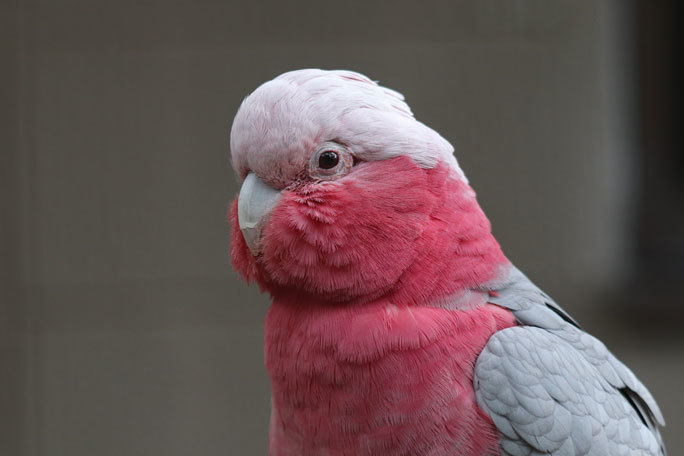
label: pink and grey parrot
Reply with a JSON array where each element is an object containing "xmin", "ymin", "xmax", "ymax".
[{"xmin": 228, "ymin": 69, "xmax": 665, "ymax": 455}]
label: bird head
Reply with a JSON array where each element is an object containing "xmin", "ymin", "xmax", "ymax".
[{"xmin": 229, "ymin": 69, "xmax": 502, "ymax": 304}]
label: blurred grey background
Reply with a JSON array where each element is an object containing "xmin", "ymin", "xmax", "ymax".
[{"xmin": 2, "ymin": 0, "xmax": 682, "ymax": 455}]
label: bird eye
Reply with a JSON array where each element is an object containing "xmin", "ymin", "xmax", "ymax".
[
  {"xmin": 318, "ymin": 151, "xmax": 339, "ymax": 169},
  {"xmin": 308, "ymin": 141, "xmax": 353, "ymax": 180}
]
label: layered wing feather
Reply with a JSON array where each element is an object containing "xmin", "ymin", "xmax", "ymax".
[{"xmin": 474, "ymin": 267, "xmax": 665, "ymax": 455}]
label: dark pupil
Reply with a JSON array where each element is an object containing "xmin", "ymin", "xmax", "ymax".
[{"xmin": 318, "ymin": 151, "xmax": 339, "ymax": 169}]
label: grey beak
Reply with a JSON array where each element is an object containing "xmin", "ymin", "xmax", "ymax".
[{"xmin": 237, "ymin": 172, "xmax": 282, "ymax": 255}]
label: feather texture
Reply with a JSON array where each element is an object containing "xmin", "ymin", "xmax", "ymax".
[
  {"xmin": 227, "ymin": 69, "xmax": 666, "ymax": 456},
  {"xmin": 230, "ymin": 69, "xmax": 465, "ymax": 188},
  {"xmin": 475, "ymin": 268, "xmax": 665, "ymax": 455}
]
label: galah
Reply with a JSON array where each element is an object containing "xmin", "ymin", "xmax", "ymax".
[{"xmin": 228, "ymin": 69, "xmax": 665, "ymax": 456}]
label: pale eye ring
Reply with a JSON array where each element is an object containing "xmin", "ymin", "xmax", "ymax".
[{"xmin": 308, "ymin": 141, "xmax": 353, "ymax": 180}]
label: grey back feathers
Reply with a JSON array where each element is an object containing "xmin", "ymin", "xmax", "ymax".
[{"xmin": 474, "ymin": 267, "xmax": 666, "ymax": 455}]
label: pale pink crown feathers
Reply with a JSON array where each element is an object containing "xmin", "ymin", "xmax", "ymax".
[{"xmin": 229, "ymin": 69, "xmax": 467, "ymax": 188}]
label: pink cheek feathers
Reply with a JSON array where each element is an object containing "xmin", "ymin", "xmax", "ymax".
[{"xmin": 229, "ymin": 155, "xmax": 507, "ymax": 307}]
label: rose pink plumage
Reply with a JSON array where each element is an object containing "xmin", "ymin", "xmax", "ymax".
[{"xmin": 228, "ymin": 69, "xmax": 666, "ymax": 456}]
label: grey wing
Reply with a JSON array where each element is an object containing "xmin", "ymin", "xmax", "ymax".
[{"xmin": 473, "ymin": 267, "xmax": 665, "ymax": 456}]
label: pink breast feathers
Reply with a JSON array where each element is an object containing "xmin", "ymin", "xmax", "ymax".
[{"xmin": 264, "ymin": 299, "xmax": 515, "ymax": 455}]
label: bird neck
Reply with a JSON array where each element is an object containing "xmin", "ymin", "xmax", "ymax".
[{"xmin": 378, "ymin": 172, "xmax": 508, "ymax": 308}]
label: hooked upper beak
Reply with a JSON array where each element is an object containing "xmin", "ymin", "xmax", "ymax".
[{"xmin": 237, "ymin": 172, "xmax": 282, "ymax": 256}]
